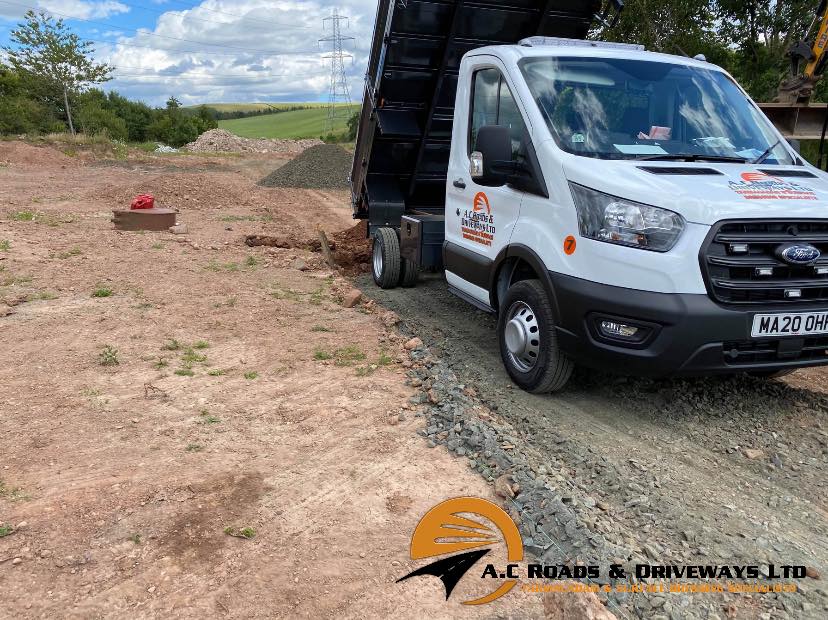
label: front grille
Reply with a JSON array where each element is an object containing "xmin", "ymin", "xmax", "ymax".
[
  {"xmin": 701, "ymin": 220, "xmax": 828, "ymax": 304},
  {"xmin": 723, "ymin": 337, "xmax": 828, "ymax": 365}
]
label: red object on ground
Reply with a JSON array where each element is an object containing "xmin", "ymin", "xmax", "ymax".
[{"xmin": 130, "ymin": 194, "xmax": 155, "ymax": 210}]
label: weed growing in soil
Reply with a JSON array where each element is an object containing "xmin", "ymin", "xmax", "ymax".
[
  {"xmin": 244, "ymin": 371, "xmax": 259, "ymax": 380},
  {"xmin": 12, "ymin": 211, "xmax": 35, "ymax": 221},
  {"xmin": 194, "ymin": 340, "xmax": 210, "ymax": 350},
  {"xmin": 224, "ymin": 526, "xmax": 256, "ymax": 539},
  {"xmin": 154, "ymin": 358, "xmax": 169, "ymax": 370},
  {"xmin": 0, "ymin": 524, "xmax": 14, "ymax": 537},
  {"xmin": 181, "ymin": 349, "xmax": 207, "ymax": 365},
  {"xmin": 245, "ymin": 256, "xmax": 259, "ymax": 268},
  {"xmin": 163, "ymin": 339, "xmax": 182, "ymax": 351},
  {"xmin": 334, "ymin": 345, "xmax": 366, "ymax": 367},
  {"xmin": 99, "ymin": 346, "xmax": 120, "ymax": 366},
  {"xmin": 0, "ymin": 240, "xmax": 9, "ymax": 251},
  {"xmin": 151, "ymin": 243, "xmax": 163, "ymax": 250},
  {"xmin": 0, "ymin": 480, "xmax": 28, "ymax": 501},
  {"xmin": 175, "ymin": 368, "xmax": 195, "ymax": 377},
  {"xmin": 185, "ymin": 443, "xmax": 203, "ymax": 452},
  {"xmin": 129, "ymin": 533, "xmax": 142, "ymax": 544},
  {"xmin": 92, "ymin": 286, "xmax": 114, "ymax": 298},
  {"xmin": 208, "ymin": 369, "xmax": 227, "ymax": 376},
  {"xmin": 313, "ymin": 349, "xmax": 332, "ymax": 361},
  {"xmin": 57, "ymin": 248, "xmax": 82, "ymax": 259},
  {"xmin": 199, "ymin": 410, "xmax": 221, "ymax": 424},
  {"xmin": 311, "ymin": 325, "xmax": 331, "ymax": 332}
]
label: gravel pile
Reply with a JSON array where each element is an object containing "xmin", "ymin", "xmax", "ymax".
[
  {"xmin": 184, "ymin": 129, "xmax": 322, "ymax": 154},
  {"xmin": 258, "ymin": 144, "xmax": 352, "ymax": 189}
]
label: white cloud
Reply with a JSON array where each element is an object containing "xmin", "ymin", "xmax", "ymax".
[
  {"xmin": 0, "ymin": 1, "xmax": 129, "ymax": 22},
  {"xmin": 101, "ymin": 0, "xmax": 375, "ymax": 105}
]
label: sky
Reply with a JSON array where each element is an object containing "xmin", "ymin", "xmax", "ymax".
[{"xmin": 0, "ymin": 0, "xmax": 376, "ymax": 105}]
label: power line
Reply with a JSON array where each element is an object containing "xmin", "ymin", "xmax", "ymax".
[
  {"xmin": 0, "ymin": 0, "xmax": 321, "ymax": 55},
  {"xmin": 108, "ymin": 64, "xmax": 328, "ymax": 80},
  {"xmin": 319, "ymin": 9, "xmax": 354, "ymax": 132}
]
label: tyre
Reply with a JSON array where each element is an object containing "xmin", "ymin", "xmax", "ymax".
[
  {"xmin": 372, "ymin": 227, "xmax": 401, "ymax": 289},
  {"xmin": 497, "ymin": 279, "xmax": 573, "ymax": 393},
  {"xmin": 400, "ymin": 257, "xmax": 419, "ymax": 288},
  {"xmin": 748, "ymin": 369, "xmax": 796, "ymax": 379}
]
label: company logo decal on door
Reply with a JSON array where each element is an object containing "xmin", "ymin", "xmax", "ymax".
[
  {"xmin": 729, "ymin": 171, "xmax": 816, "ymax": 200},
  {"xmin": 462, "ymin": 192, "xmax": 496, "ymax": 247}
]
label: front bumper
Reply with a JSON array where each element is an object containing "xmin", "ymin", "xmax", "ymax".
[{"xmin": 550, "ymin": 272, "xmax": 828, "ymax": 377}]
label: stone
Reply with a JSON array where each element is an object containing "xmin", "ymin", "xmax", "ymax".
[
  {"xmin": 291, "ymin": 258, "xmax": 308, "ymax": 271},
  {"xmin": 494, "ymin": 474, "xmax": 515, "ymax": 499},
  {"xmin": 169, "ymin": 224, "xmax": 188, "ymax": 235},
  {"xmin": 744, "ymin": 448, "xmax": 764, "ymax": 460},
  {"xmin": 542, "ymin": 591, "xmax": 617, "ymax": 620},
  {"xmin": 805, "ymin": 566, "xmax": 821, "ymax": 580},
  {"xmin": 342, "ymin": 289, "xmax": 362, "ymax": 308},
  {"xmin": 404, "ymin": 337, "xmax": 423, "ymax": 351}
]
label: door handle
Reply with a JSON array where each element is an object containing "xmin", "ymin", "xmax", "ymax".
[{"xmin": 453, "ymin": 178, "xmax": 466, "ymax": 190}]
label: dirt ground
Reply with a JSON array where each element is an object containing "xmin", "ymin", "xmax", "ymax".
[{"xmin": 0, "ymin": 141, "xmax": 554, "ymax": 619}]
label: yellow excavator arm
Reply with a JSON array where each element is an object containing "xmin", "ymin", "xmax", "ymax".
[{"xmin": 777, "ymin": 0, "xmax": 828, "ymax": 104}]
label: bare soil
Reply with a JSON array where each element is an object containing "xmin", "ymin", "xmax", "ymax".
[{"xmin": 0, "ymin": 142, "xmax": 548, "ymax": 619}]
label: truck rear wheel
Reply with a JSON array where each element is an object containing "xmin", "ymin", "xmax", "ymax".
[
  {"xmin": 498, "ymin": 280, "xmax": 573, "ymax": 393},
  {"xmin": 400, "ymin": 258, "xmax": 419, "ymax": 288},
  {"xmin": 372, "ymin": 227, "xmax": 401, "ymax": 289}
]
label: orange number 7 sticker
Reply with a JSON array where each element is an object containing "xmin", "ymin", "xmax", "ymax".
[{"xmin": 564, "ymin": 235, "xmax": 577, "ymax": 256}]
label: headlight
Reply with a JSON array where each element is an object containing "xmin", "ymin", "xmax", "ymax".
[{"xmin": 569, "ymin": 183, "xmax": 685, "ymax": 252}]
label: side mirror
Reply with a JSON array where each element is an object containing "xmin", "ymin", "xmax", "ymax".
[
  {"xmin": 787, "ymin": 138, "xmax": 801, "ymax": 154},
  {"xmin": 474, "ymin": 125, "xmax": 512, "ymax": 186}
]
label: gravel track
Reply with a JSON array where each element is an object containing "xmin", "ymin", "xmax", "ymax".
[{"xmin": 360, "ymin": 273, "xmax": 828, "ymax": 620}]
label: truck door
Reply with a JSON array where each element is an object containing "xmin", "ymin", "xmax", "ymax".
[{"xmin": 445, "ymin": 61, "xmax": 529, "ymax": 306}]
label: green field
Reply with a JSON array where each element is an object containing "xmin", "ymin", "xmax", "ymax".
[
  {"xmin": 217, "ymin": 104, "xmax": 360, "ymax": 139},
  {"xmin": 196, "ymin": 102, "xmax": 331, "ymax": 113}
]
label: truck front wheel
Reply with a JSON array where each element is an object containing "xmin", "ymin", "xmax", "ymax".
[
  {"xmin": 372, "ymin": 227, "xmax": 401, "ymax": 289},
  {"xmin": 498, "ymin": 280, "xmax": 573, "ymax": 393}
]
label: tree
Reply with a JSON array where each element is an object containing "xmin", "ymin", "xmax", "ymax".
[{"xmin": 3, "ymin": 10, "xmax": 113, "ymax": 135}]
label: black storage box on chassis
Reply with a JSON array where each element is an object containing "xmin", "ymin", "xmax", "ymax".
[{"xmin": 401, "ymin": 214, "xmax": 445, "ymax": 269}]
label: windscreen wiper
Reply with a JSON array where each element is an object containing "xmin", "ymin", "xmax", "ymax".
[
  {"xmin": 637, "ymin": 154, "xmax": 749, "ymax": 163},
  {"xmin": 751, "ymin": 139, "xmax": 782, "ymax": 165}
]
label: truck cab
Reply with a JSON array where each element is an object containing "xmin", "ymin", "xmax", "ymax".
[{"xmin": 353, "ymin": 2, "xmax": 828, "ymax": 392}]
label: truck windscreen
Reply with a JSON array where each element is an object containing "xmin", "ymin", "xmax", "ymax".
[{"xmin": 519, "ymin": 56, "xmax": 795, "ymax": 165}]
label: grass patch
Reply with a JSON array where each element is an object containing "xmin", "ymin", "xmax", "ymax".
[
  {"xmin": 57, "ymin": 247, "xmax": 82, "ymax": 259},
  {"xmin": 208, "ymin": 369, "xmax": 227, "ymax": 377},
  {"xmin": 0, "ymin": 480, "xmax": 28, "ymax": 501},
  {"xmin": 0, "ymin": 524, "xmax": 14, "ymax": 537},
  {"xmin": 92, "ymin": 286, "xmax": 114, "ymax": 298},
  {"xmin": 162, "ymin": 339, "xmax": 182, "ymax": 351},
  {"xmin": 224, "ymin": 526, "xmax": 256, "ymax": 539},
  {"xmin": 311, "ymin": 325, "xmax": 331, "ymax": 332},
  {"xmin": 313, "ymin": 349, "xmax": 332, "ymax": 361},
  {"xmin": 175, "ymin": 368, "xmax": 195, "ymax": 377},
  {"xmin": 243, "ymin": 371, "xmax": 259, "ymax": 380},
  {"xmin": 0, "ymin": 240, "xmax": 9, "ymax": 251},
  {"xmin": 185, "ymin": 443, "xmax": 203, "ymax": 452},
  {"xmin": 151, "ymin": 243, "xmax": 163, "ymax": 250},
  {"xmin": 11, "ymin": 211, "xmax": 36, "ymax": 222},
  {"xmin": 98, "ymin": 345, "xmax": 119, "ymax": 367},
  {"xmin": 205, "ymin": 260, "xmax": 240, "ymax": 272},
  {"xmin": 129, "ymin": 533, "xmax": 142, "ymax": 545},
  {"xmin": 199, "ymin": 410, "xmax": 221, "ymax": 424},
  {"xmin": 334, "ymin": 345, "xmax": 367, "ymax": 367},
  {"xmin": 154, "ymin": 358, "xmax": 169, "ymax": 370},
  {"xmin": 377, "ymin": 352, "xmax": 394, "ymax": 366},
  {"xmin": 245, "ymin": 255, "xmax": 259, "ymax": 268},
  {"xmin": 194, "ymin": 340, "xmax": 210, "ymax": 350},
  {"xmin": 181, "ymin": 348, "xmax": 208, "ymax": 365}
]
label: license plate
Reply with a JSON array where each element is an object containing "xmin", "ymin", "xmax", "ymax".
[{"xmin": 751, "ymin": 312, "xmax": 828, "ymax": 338}]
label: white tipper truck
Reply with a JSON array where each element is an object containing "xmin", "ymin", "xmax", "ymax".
[{"xmin": 351, "ymin": 0, "xmax": 828, "ymax": 393}]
